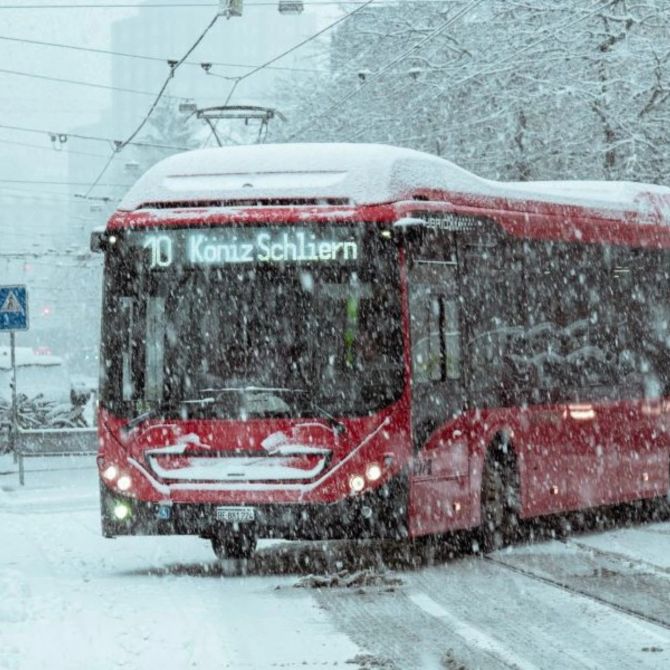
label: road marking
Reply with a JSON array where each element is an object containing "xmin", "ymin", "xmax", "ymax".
[{"xmin": 409, "ymin": 592, "xmax": 541, "ymax": 670}]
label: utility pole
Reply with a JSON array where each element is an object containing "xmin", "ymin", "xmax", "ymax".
[
  {"xmin": 10, "ymin": 330, "xmax": 17, "ymax": 461},
  {"xmin": 0, "ymin": 286, "xmax": 28, "ymax": 476}
]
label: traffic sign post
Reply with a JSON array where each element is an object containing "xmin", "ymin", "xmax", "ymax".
[
  {"xmin": 0, "ymin": 286, "xmax": 29, "ymax": 463},
  {"xmin": 0, "ymin": 286, "xmax": 28, "ymax": 332}
]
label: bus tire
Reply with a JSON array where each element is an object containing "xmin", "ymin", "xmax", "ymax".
[
  {"xmin": 479, "ymin": 445, "xmax": 519, "ymax": 554},
  {"xmin": 211, "ymin": 527, "xmax": 257, "ymax": 560}
]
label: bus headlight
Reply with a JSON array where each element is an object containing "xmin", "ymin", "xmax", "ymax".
[
  {"xmin": 349, "ymin": 474, "xmax": 365, "ymax": 493},
  {"xmin": 113, "ymin": 502, "xmax": 131, "ymax": 520},
  {"xmin": 366, "ymin": 463, "xmax": 382, "ymax": 482},
  {"xmin": 117, "ymin": 475, "xmax": 132, "ymax": 492},
  {"xmin": 102, "ymin": 465, "xmax": 118, "ymax": 482}
]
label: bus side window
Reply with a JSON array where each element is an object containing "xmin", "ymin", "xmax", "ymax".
[
  {"xmin": 144, "ymin": 296, "xmax": 166, "ymax": 401},
  {"xmin": 407, "ymin": 227, "xmax": 461, "ymax": 383},
  {"xmin": 407, "ymin": 227, "xmax": 465, "ymax": 448},
  {"xmin": 120, "ymin": 298, "xmax": 134, "ymax": 402},
  {"xmin": 621, "ymin": 248, "xmax": 670, "ymax": 397},
  {"xmin": 444, "ymin": 297, "xmax": 462, "ymax": 380},
  {"xmin": 410, "ymin": 292, "xmax": 463, "ymax": 384},
  {"xmin": 461, "ymin": 237, "xmax": 520, "ymax": 405},
  {"xmin": 411, "ymin": 289, "xmax": 443, "ymax": 383}
]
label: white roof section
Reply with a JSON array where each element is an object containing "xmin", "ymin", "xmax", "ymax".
[
  {"xmin": 117, "ymin": 143, "xmax": 670, "ymax": 219},
  {"xmin": 117, "ymin": 143, "xmax": 494, "ymax": 210},
  {"xmin": 505, "ymin": 180, "xmax": 670, "ymax": 219}
]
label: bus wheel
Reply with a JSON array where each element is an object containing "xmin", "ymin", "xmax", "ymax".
[
  {"xmin": 479, "ymin": 450, "xmax": 519, "ymax": 554},
  {"xmin": 211, "ymin": 527, "xmax": 257, "ymax": 560}
]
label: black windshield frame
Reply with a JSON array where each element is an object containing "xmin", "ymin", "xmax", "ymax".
[{"xmin": 99, "ymin": 223, "xmax": 404, "ymax": 420}]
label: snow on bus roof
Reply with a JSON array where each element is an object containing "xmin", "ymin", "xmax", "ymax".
[
  {"xmin": 117, "ymin": 143, "xmax": 670, "ymax": 220},
  {"xmin": 117, "ymin": 143, "xmax": 492, "ymax": 210},
  {"xmin": 503, "ymin": 179, "xmax": 670, "ymax": 218}
]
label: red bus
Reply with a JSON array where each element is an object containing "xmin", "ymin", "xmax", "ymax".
[{"xmin": 92, "ymin": 143, "xmax": 670, "ymax": 558}]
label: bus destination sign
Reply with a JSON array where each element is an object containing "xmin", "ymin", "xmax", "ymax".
[{"xmin": 137, "ymin": 228, "xmax": 361, "ymax": 269}]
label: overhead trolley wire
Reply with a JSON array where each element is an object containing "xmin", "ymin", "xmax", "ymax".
[
  {"xmin": 83, "ymin": 0, "xmax": 373, "ymax": 193},
  {"xmin": 221, "ymin": 0, "xmax": 377, "ymax": 86},
  {"xmin": 0, "ymin": 33, "xmax": 326, "ymax": 75},
  {"xmin": 0, "ymin": 65, "xmax": 189, "ymax": 98},
  {"xmin": 122, "ymin": 12, "xmax": 221, "ymax": 149},
  {"xmin": 0, "ymin": 122, "xmax": 191, "ymax": 152},
  {"xmin": 198, "ymin": 0, "xmax": 376, "ymax": 146},
  {"xmin": 200, "ymin": 0, "xmax": 377, "ymax": 144},
  {"xmin": 82, "ymin": 10, "xmax": 222, "ymax": 197},
  {"xmin": 82, "ymin": 0, "xmax": 389, "ymax": 195},
  {"xmin": 0, "ymin": 1, "xmax": 450, "ymax": 9},
  {"xmin": 0, "ymin": 179, "xmax": 131, "ymax": 187},
  {"xmin": 0, "ymin": 137, "xmax": 109, "ymax": 158},
  {"xmin": 0, "ymin": 185, "xmax": 116, "ymax": 200}
]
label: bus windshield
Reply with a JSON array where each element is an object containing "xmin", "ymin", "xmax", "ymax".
[{"xmin": 100, "ymin": 224, "xmax": 403, "ymax": 420}]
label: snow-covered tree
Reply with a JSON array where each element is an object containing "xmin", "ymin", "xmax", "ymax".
[{"xmin": 272, "ymin": 0, "xmax": 670, "ymax": 183}]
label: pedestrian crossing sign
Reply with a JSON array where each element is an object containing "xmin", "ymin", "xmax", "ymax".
[{"xmin": 0, "ymin": 286, "xmax": 28, "ymax": 331}]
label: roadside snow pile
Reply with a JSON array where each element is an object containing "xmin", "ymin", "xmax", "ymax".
[{"xmin": 294, "ymin": 568, "xmax": 403, "ymax": 590}]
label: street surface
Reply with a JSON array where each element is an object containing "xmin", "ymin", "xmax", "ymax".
[{"xmin": 1, "ymin": 456, "xmax": 670, "ymax": 669}]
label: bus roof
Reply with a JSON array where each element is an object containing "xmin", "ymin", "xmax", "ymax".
[
  {"xmin": 118, "ymin": 143, "xmax": 478, "ymax": 210},
  {"xmin": 117, "ymin": 143, "xmax": 670, "ymax": 224}
]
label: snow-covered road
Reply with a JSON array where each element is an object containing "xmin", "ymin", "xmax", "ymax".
[{"xmin": 2, "ymin": 457, "xmax": 670, "ymax": 669}]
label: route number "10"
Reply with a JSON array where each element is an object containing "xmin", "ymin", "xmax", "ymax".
[{"xmin": 143, "ymin": 235, "xmax": 173, "ymax": 268}]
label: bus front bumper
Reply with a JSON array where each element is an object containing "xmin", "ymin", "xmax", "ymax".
[{"xmin": 100, "ymin": 476, "xmax": 409, "ymax": 541}]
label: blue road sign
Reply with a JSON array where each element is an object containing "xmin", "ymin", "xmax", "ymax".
[{"xmin": 0, "ymin": 286, "xmax": 29, "ymax": 331}]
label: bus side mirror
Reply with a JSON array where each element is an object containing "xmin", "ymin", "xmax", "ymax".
[
  {"xmin": 90, "ymin": 230, "xmax": 106, "ymax": 253},
  {"xmin": 91, "ymin": 230, "xmax": 117, "ymax": 253}
]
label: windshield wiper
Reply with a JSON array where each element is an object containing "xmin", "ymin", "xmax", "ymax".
[
  {"xmin": 199, "ymin": 386, "xmax": 346, "ymax": 435},
  {"xmin": 292, "ymin": 390, "xmax": 346, "ymax": 435},
  {"xmin": 122, "ymin": 397, "xmax": 215, "ymax": 435},
  {"xmin": 199, "ymin": 385, "xmax": 301, "ymax": 394}
]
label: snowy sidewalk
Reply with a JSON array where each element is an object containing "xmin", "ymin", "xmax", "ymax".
[
  {"xmin": 0, "ymin": 456, "xmax": 363, "ymax": 670},
  {"xmin": 0, "ymin": 453, "xmax": 98, "ymax": 512}
]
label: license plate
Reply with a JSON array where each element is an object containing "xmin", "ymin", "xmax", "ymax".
[{"xmin": 215, "ymin": 506, "xmax": 255, "ymax": 523}]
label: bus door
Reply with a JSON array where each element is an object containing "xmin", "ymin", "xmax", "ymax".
[{"xmin": 405, "ymin": 227, "xmax": 469, "ymax": 536}]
